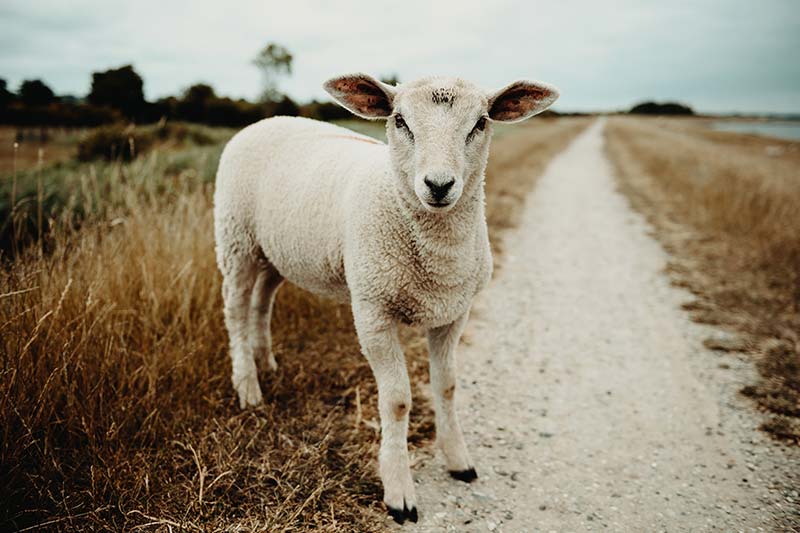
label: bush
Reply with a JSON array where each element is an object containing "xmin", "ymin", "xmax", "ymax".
[
  {"xmin": 300, "ymin": 100, "xmax": 354, "ymax": 121},
  {"xmin": 77, "ymin": 122, "xmax": 223, "ymax": 162},
  {"xmin": 267, "ymin": 95, "xmax": 300, "ymax": 117},
  {"xmin": 156, "ymin": 123, "xmax": 217, "ymax": 145},
  {"xmin": 629, "ymin": 101, "xmax": 694, "ymax": 116},
  {"xmin": 77, "ymin": 124, "xmax": 155, "ymax": 162},
  {"xmin": 203, "ymin": 98, "xmax": 264, "ymax": 127},
  {"xmin": 0, "ymin": 102, "xmax": 120, "ymax": 127}
]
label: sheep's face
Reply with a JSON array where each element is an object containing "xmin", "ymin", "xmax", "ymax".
[
  {"xmin": 324, "ymin": 74, "xmax": 559, "ymax": 214},
  {"xmin": 386, "ymin": 80, "xmax": 490, "ymax": 213}
]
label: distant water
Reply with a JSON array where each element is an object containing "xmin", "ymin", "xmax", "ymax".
[{"xmin": 711, "ymin": 121, "xmax": 800, "ymax": 141}]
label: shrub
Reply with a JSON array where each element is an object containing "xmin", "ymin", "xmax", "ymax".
[
  {"xmin": 0, "ymin": 102, "xmax": 120, "ymax": 127},
  {"xmin": 267, "ymin": 95, "xmax": 300, "ymax": 117},
  {"xmin": 77, "ymin": 123, "xmax": 221, "ymax": 162},
  {"xmin": 301, "ymin": 100, "xmax": 356, "ymax": 121},
  {"xmin": 77, "ymin": 124, "xmax": 155, "ymax": 162},
  {"xmin": 629, "ymin": 101, "xmax": 694, "ymax": 115},
  {"xmin": 202, "ymin": 98, "xmax": 264, "ymax": 127}
]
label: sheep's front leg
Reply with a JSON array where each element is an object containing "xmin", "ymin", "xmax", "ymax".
[
  {"xmin": 352, "ymin": 303, "xmax": 417, "ymax": 524},
  {"xmin": 428, "ymin": 312, "xmax": 476, "ymax": 481}
]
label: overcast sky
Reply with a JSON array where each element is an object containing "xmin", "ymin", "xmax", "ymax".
[{"xmin": 1, "ymin": 0, "xmax": 798, "ymax": 113}]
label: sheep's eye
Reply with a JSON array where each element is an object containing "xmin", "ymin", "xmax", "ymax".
[
  {"xmin": 394, "ymin": 115, "xmax": 413, "ymax": 141},
  {"xmin": 467, "ymin": 116, "xmax": 488, "ymax": 143}
]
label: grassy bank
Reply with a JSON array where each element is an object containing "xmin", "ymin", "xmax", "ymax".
[
  {"xmin": 0, "ymin": 123, "xmax": 233, "ymax": 255},
  {"xmin": 0, "ymin": 117, "xmax": 588, "ymax": 531},
  {"xmin": 605, "ymin": 117, "xmax": 800, "ymax": 442}
]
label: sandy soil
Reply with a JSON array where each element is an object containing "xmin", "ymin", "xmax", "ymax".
[{"xmin": 403, "ymin": 120, "xmax": 799, "ymax": 532}]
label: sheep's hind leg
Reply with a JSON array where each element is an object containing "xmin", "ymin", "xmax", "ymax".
[
  {"xmin": 249, "ymin": 256, "xmax": 284, "ymax": 372},
  {"xmin": 428, "ymin": 312, "xmax": 476, "ymax": 481},
  {"xmin": 222, "ymin": 251, "xmax": 263, "ymax": 409},
  {"xmin": 352, "ymin": 301, "xmax": 417, "ymax": 524}
]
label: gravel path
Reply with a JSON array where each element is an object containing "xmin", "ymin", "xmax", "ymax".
[{"xmin": 406, "ymin": 120, "xmax": 799, "ymax": 532}]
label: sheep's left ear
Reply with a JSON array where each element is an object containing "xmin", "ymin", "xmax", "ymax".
[
  {"xmin": 487, "ymin": 81, "xmax": 559, "ymax": 123},
  {"xmin": 323, "ymin": 73, "xmax": 396, "ymax": 120}
]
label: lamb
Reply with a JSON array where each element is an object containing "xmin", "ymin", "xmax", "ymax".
[{"xmin": 213, "ymin": 73, "xmax": 558, "ymax": 523}]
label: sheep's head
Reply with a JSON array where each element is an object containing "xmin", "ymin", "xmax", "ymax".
[{"xmin": 324, "ymin": 74, "xmax": 559, "ymax": 213}]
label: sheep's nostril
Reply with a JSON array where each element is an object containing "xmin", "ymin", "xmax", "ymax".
[{"xmin": 424, "ymin": 177, "xmax": 455, "ymax": 201}]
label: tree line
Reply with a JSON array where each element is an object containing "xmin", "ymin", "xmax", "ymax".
[{"xmin": 0, "ymin": 43, "xmax": 363, "ymax": 128}]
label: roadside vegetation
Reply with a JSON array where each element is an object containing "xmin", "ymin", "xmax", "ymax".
[
  {"xmin": 0, "ymin": 116, "xmax": 587, "ymax": 531},
  {"xmin": 606, "ymin": 117, "xmax": 800, "ymax": 442},
  {"xmin": 0, "ymin": 123, "xmax": 232, "ymax": 254}
]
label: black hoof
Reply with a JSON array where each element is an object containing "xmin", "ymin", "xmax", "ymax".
[
  {"xmin": 388, "ymin": 506, "xmax": 405, "ymax": 524},
  {"xmin": 449, "ymin": 467, "xmax": 478, "ymax": 483},
  {"xmin": 387, "ymin": 503, "xmax": 418, "ymax": 524}
]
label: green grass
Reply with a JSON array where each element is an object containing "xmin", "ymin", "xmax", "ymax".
[
  {"xmin": 331, "ymin": 119, "xmax": 387, "ymax": 142},
  {"xmin": 1, "ymin": 144, "xmax": 226, "ymax": 254},
  {"xmin": 0, "ymin": 119, "xmax": 394, "ymax": 256}
]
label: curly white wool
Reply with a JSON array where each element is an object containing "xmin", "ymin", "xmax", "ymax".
[{"xmin": 213, "ymin": 73, "xmax": 558, "ymax": 522}]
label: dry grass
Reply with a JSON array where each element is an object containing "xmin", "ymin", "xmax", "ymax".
[
  {"xmin": 0, "ymin": 117, "xmax": 587, "ymax": 531},
  {"xmin": 0, "ymin": 127, "xmax": 80, "ymax": 173},
  {"xmin": 0, "ymin": 124, "xmax": 232, "ymax": 255},
  {"xmin": 606, "ymin": 116, "xmax": 800, "ymax": 442}
]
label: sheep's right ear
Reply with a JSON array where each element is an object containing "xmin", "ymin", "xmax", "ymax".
[{"xmin": 323, "ymin": 73, "xmax": 396, "ymax": 120}]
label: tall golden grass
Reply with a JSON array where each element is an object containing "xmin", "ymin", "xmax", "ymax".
[
  {"xmin": 0, "ymin": 117, "xmax": 588, "ymax": 530},
  {"xmin": 606, "ymin": 117, "xmax": 800, "ymax": 441}
]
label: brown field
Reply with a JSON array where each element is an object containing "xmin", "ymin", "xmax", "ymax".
[
  {"xmin": 605, "ymin": 117, "xmax": 800, "ymax": 442},
  {"xmin": 0, "ymin": 117, "xmax": 588, "ymax": 531},
  {"xmin": 0, "ymin": 127, "xmax": 81, "ymax": 173}
]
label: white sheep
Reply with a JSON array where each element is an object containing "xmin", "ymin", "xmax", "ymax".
[{"xmin": 213, "ymin": 73, "xmax": 558, "ymax": 523}]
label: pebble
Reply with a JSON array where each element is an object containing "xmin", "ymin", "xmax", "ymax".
[
  {"xmin": 472, "ymin": 491, "xmax": 492, "ymax": 503},
  {"xmin": 702, "ymin": 331, "xmax": 747, "ymax": 352}
]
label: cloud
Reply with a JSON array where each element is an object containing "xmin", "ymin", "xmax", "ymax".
[{"xmin": 1, "ymin": 0, "xmax": 798, "ymax": 113}]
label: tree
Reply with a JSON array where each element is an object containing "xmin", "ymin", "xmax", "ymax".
[
  {"xmin": 183, "ymin": 83, "xmax": 216, "ymax": 103},
  {"xmin": 252, "ymin": 43, "xmax": 293, "ymax": 102},
  {"xmin": 629, "ymin": 101, "xmax": 694, "ymax": 116},
  {"xmin": 0, "ymin": 79, "xmax": 14, "ymax": 108},
  {"xmin": 88, "ymin": 65, "xmax": 146, "ymax": 119},
  {"xmin": 270, "ymin": 95, "xmax": 299, "ymax": 117},
  {"xmin": 19, "ymin": 79, "xmax": 56, "ymax": 107},
  {"xmin": 177, "ymin": 83, "xmax": 217, "ymax": 122},
  {"xmin": 380, "ymin": 74, "xmax": 400, "ymax": 86},
  {"xmin": 204, "ymin": 98, "xmax": 264, "ymax": 127}
]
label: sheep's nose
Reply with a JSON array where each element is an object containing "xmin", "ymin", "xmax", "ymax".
[{"xmin": 424, "ymin": 176, "xmax": 455, "ymax": 202}]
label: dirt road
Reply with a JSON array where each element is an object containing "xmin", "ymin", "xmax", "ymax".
[{"xmin": 408, "ymin": 120, "xmax": 799, "ymax": 531}]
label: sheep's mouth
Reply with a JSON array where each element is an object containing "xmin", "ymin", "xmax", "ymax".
[{"xmin": 425, "ymin": 201, "xmax": 454, "ymax": 212}]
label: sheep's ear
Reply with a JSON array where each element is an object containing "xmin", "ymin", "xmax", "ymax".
[
  {"xmin": 487, "ymin": 81, "xmax": 559, "ymax": 123},
  {"xmin": 323, "ymin": 73, "xmax": 396, "ymax": 120}
]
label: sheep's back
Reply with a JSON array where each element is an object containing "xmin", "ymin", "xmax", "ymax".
[{"xmin": 215, "ymin": 116, "xmax": 388, "ymax": 300}]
